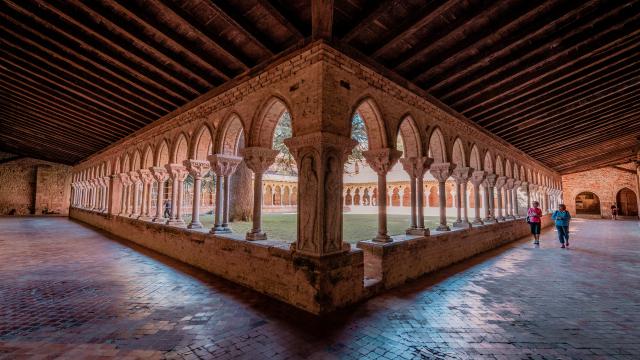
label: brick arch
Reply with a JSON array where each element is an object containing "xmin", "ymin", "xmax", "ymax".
[
  {"xmin": 130, "ymin": 149, "xmax": 142, "ymax": 171},
  {"xmin": 120, "ymin": 153, "xmax": 130, "ymax": 173},
  {"xmin": 427, "ymin": 127, "xmax": 448, "ymax": 163},
  {"xmin": 190, "ymin": 122, "xmax": 215, "ymax": 160},
  {"xmin": 469, "ymin": 144, "xmax": 482, "ymax": 170},
  {"xmin": 142, "ymin": 144, "xmax": 154, "ymax": 169},
  {"xmin": 397, "ymin": 115, "xmax": 422, "ymax": 158},
  {"xmin": 110, "ymin": 157, "xmax": 120, "ymax": 175},
  {"xmin": 520, "ymin": 166, "xmax": 526, "ymax": 181},
  {"xmin": 352, "ymin": 96, "xmax": 388, "ymax": 150},
  {"xmin": 155, "ymin": 139, "xmax": 170, "ymax": 166},
  {"xmin": 505, "ymin": 159, "xmax": 513, "ymax": 178},
  {"xmin": 483, "ymin": 150, "xmax": 494, "ymax": 173},
  {"xmin": 451, "ymin": 137, "xmax": 466, "ymax": 168},
  {"xmin": 495, "ymin": 155, "xmax": 504, "ymax": 176},
  {"xmin": 250, "ymin": 96, "xmax": 292, "ymax": 148},
  {"xmin": 171, "ymin": 132, "xmax": 190, "ymax": 164},
  {"xmin": 216, "ymin": 113, "xmax": 245, "ymax": 155}
]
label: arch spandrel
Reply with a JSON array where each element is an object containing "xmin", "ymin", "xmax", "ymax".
[
  {"xmin": 250, "ymin": 96, "xmax": 291, "ymax": 148},
  {"xmin": 131, "ymin": 149, "xmax": 142, "ymax": 171}
]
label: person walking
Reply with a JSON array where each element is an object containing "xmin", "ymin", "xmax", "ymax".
[
  {"xmin": 611, "ymin": 204, "xmax": 618, "ymax": 220},
  {"xmin": 163, "ymin": 199, "xmax": 171, "ymax": 219},
  {"xmin": 552, "ymin": 204, "xmax": 572, "ymax": 248},
  {"xmin": 527, "ymin": 201, "xmax": 543, "ymax": 245}
]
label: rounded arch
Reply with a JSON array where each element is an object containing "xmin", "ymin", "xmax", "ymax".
[
  {"xmin": 396, "ymin": 115, "xmax": 422, "ymax": 158},
  {"xmin": 250, "ymin": 96, "xmax": 292, "ymax": 148},
  {"xmin": 483, "ymin": 150, "xmax": 494, "ymax": 173},
  {"xmin": 130, "ymin": 149, "xmax": 141, "ymax": 171},
  {"xmin": 575, "ymin": 191, "xmax": 601, "ymax": 215},
  {"xmin": 352, "ymin": 96, "xmax": 388, "ymax": 150},
  {"xmin": 216, "ymin": 113, "xmax": 246, "ymax": 155},
  {"xmin": 171, "ymin": 132, "xmax": 190, "ymax": 164},
  {"xmin": 428, "ymin": 127, "xmax": 447, "ymax": 163},
  {"xmin": 120, "ymin": 153, "xmax": 130, "ymax": 173},
  {"xmin": 505, "ymin": 159, "xmax": 513, "ymax": 178},
  {"xmin": 495, "ymin": 155, "xmax": 504, "ymax": 176},
  {"xmin": 142, "ymin": 144, "xmax": 154, "ymax": 169},
  {"xmin": 469, "ymin": 144, "xmax": 481, "ymax": 170},
  {"xmin": 451, "ymin": 137, "xmax": 466, "ymax": 168},
  {"xmin": 616, "ymin": 187, "xmax": 638, "ymax": 216},
  {"xmin": 527, "ymin": 168, "xmax": 533, "ymax": 183},
  {"xmin": 155, "ymin": 139, "xmax": 170, "ymax": 166},
  {"xmin": 520, "ymin": 166, "xmax": 526, "ymax": 181},
  {"xmin": 191, "ymin": 123, "xmax": 215, "ymax": 160}
]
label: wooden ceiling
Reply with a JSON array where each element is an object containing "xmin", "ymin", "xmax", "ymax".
[{"xmin": 1, "ymin": 0, "xmax": 639, "ymax": 174}]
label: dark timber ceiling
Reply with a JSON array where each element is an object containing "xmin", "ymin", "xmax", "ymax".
[{"xmin": 1, "ymin": 0, "xmax": 639, "ymax": 174}]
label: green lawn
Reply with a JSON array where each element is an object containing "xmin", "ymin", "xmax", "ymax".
[{"xmin": 185, "ymin": 213, "xmax": 456, "ymax": 243}]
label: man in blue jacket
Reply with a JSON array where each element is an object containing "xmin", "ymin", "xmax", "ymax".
[{"xmin": 552, "ymin": 204, "xmax": 572, "ymax": 248}]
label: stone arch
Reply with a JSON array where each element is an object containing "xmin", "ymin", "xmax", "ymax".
[
  {"xmin": 451, "ymin": 137, "xmax": 466, "ymax": 168},
  {"xmin": 155, "ymin": 139, "xmax": 170, "ymax": 166},
  {"xmin": 483, "ymin": 151, "xmax": 494, "ymax": 173},
  {"xmin": 345, "ymin": 188, "xmax": 353, "ymax": 206},
  {"xmin": 283, "ymin": 186, "xmax": 291, "ymax": 206},
  {"xmin": 121, "ymin": 153, "xmax": 130, "ymax": 173},
  {"xmin": 191, "ymin": 123, "xmax": 215, "ymax": 160},
  {"xmin": 527, "ymin": 168, "xmax": 533, "ymax": 183},
  {"xmin": 111, "ymin": 157, "xmax": 120, "ymax": 175},
  {"xmin": 495, "ymin": 155, "xmax": 504, "ymax": 176},
  {"xmin": 264, "ymin": 185, "xmax": 273, "ymax": 206},
  {"xmin": 396, "ymin": 115, "xmax": 422, "ymax": 157},
  {"xmin": 216, "ymin": 113, "xmax": 245, "ymax": 155},
  {"xmin": 505, "ymin": 159, "xmax": 513, "ymax": 178},
  {"xmin": 130, "ymin": 149, "xmax": 141, "ymax": 171},
  {"xmin": 250, "ymin": 96, "xmax": 292, "ymax": 148},
  {"xmin": 352, "ymin": 96, "xmax": 388, "ymax": 150},
  {"xmin": 575, "ymin": 191, "xmax": 601, "ymax": 215},
  {"xmin": 428, "ymin": 186, "xmax": 438, "ymax": 207},
  {"xmin": 391, "ymin": 187, "xmax": 401, "ymax": 207},
  {"xmin": 513, "ymin": 162, "xmax": 519, "ymax": 180},
  {"xmin": 469, "ymin": 144, "xmax": 482, "ymax": 170},
  {"xmin": 427, "ymin": 127, "xmax": 447, "ymax": 163},
  {"xmin": 171, "ymin": 132, "xmax": 190, "ymax": 164},
  {"xmin": 142, "ymin": 145, "xmax": 154, "ymax": 169},
  {"xmin": 273, "ymin": 185, "xmax": 282, "ymax": 206},
  {"xmin": 616, "ymin": 187, "xmax": 638, "ymax": 216}
]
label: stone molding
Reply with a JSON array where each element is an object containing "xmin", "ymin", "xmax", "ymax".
[
  {"xmin": 240, "ymin": 147, "xmax": 278, "ymax": 174},
  {"xmin": 399, "ymin": 157, "xmax": 433, "ymax": 178},
  {"xmin": 363, "ymin": 148, "xmax": 403, "ymax": 175},
  {"xmin": 207, "ymin": 154, "xmax": 242, "ymax": 177},
  {"xmin": 429, "ymin": 163, "xmax": 455, "ymax": 182},
  {"xmin": 184, "ymin": 159, "xmax": 211, "ymax": 179}
]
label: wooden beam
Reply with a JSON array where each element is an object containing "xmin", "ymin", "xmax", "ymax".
[
  {"xmin": 341, "ymin": 0, "xmax": 396, "ymax": 42},
  {"xmin": 255, "ymin": 0, "xmax": 305, "ymax": 39},
  {"xmin": 312, "ymin": 0, "xmax": 333, "ymax": 40}
]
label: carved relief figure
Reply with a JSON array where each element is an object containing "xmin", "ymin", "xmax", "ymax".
[{"xmin": 299, "ymin": 154, "xmax": 318, "ymax": 253}]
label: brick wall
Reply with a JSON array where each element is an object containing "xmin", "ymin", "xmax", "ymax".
[
  {"xmin": 0, "ymin": 154, "xmax": 72, "ymax": 215},
  {"xmin": 562, "ymin": 164, "xmax": 639, "ymax": 218}
]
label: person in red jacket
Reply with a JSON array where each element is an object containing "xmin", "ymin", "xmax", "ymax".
[{"xmin": 527, "ymin": 201, "xmax": 543, "ymax": 245}]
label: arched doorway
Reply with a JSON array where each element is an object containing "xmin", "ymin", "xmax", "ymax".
[
  {"xmin": 616, "ymin": 188, "xmax": 638, "ymax": 216},
  {"xmin": 575, "ymin": 192, "xmax": 601, "ymax": 215}
]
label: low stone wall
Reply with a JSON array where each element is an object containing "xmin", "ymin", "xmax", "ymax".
[
  {"xmin": 70, "ymin": 208, "xmax": 364, "ymax": 315},
  {"xmin": 358, "ymin": 216, "xmax": 553, "ymax": 289}
]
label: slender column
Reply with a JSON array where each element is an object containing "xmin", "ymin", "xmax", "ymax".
[
  {"xmin": 430, "ymin": 163, "xmax": 455, "ymax": 231},
  {"xmin": 363, "ymin": 148, "xmax": 403, "ymax": 242},
  {"xmin": 117, "ymin": 174, "xmax": 130, "ymax": 216},
  {"xmin": 128, "ymin": 172, "xmax": 141, "ymax": 217},
  {"xmin": 452, "ymin": 167, "xmax": 472, "ymax": 228},
  {"xmin": 184, "ymin": 160, "xmax": 211, "ymax": 229},
  {"xmin": 483, "ymin": 174, "xmax": 497, "ymax": 223},
  {"xmin": 495, "ymin": 176, "xmax": 506, "ymax": 221},
  {"xmin": 470, "ymin": 171, "xmax": 486, "ymax": 225},
  {"xmin": 137, "ymin": 170, "xmax": 153, "ymax": 220},
  {"xmin": 400, "ymin": 157, "xmax": 433, "ymax": 236},
  {"xmin": 239, "ymin": 148, "xmax": 278, "ymax": 240},
  {"xmin": 504, "ymin": 178, "xmax": 515, "ymax": 219},
  {"xmin": 208, "ymin": 155, "xmax": 242, "ymax": 234},
  {"xmin": 462, "ymin": 180, "xmax": 469, "ymax": 224},
  {"xmin": 165, "ymin": 164, "xmax": 188, "ymax": 227},
  {"xmin": 513, "ymin": 180, "xmax": 521, "ymax": 217},
  {"xmin": 151, "ymin": 167, "xmax": 169, "ymax": 223},
  {"xmin": 101, "ymin": 177, "xmax": 109, "ymax": 213},
  {"xmin": 223, "ymin": 175, "xmax": 231, "ymax": 228}
]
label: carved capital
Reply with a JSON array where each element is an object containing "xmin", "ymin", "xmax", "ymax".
[
  {"xmin": 494, "ymin": 176, "xmax": 507, "ymax": 189},
  {"xmin": 128, "ymin": 171, "xmax": 141, "ymax": 184},
  {"xmin": 118, "ymin": 173, "xmax": 131, "ymax": 186},
  {"xmin": 165, "ymin": 164, "xmax": 189, "ymax": 182},
  {"xmin": 429, "ymin": 162, "xmax": 455, "ymax": 182},
  {"xmin": 151, "ymin": 167, "xmax": 169, "ymax": 183},
  {"xmin": 240, "ymin": 147, "xmax": 278, "ymax": 174},
  {"xmin": 138, "ymin": 169, "xmax": 153, "ymax": 184},
  {"xmin": 208, "ymin": 154, "xmax": 242, "ymax": 177},
  {"xmin": 483, "ymin": 173, "xmax": 498, "ymax": 188},
  {"xmin": 400, "ymin": 156, "xmax": 433, "ymax": 178},
  {"xmin": 513, "ymin": 180, "xmax": 522, "ymax": 188},
  {"xmin": 505, "ymin": 178, "xmax": 515, "ymax": 190},
  {"xmin": 451, "ymin": 167, "xmax": 472, "ymax": 183},
  {"xmin": 470, "ymin": 170, "xmax": 486, "ymax": 186},
  {"xmin": 184, "ymin": 159, "xmax": 211, "ymax": 179},
  {"xmin": 363, "ymin": 148, "xmax": 403, "ymax": 175}
]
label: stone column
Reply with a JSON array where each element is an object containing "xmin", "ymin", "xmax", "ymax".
[
  {"xmin": 101, "ymin": 177, "xmax": 109, "ymax": 213},
  {"xmin": 470, "ymin": 170, "xmax": 486, "ymax": 225},
  {"xmin": 400, "ymin": 157, "xmax": 433, "ymax": 236},
  {"xmin": 165, "ymin": 164, "xmax": 188, "ymax": 227},
  {"xmin": 363, "ymin": 148, "xmax": 403, "ymax": 242},
  {"xmin": 430, "ymin": 163, "xmax": 455, "ymax": 231},
  {"xmin": 128, "ymin": 171, "xmax": 141, "ymax": 218},
  {"xmin": 483, "ymin": 174, "xmax": 497, "ymax": 223},
  {"xmin": 137, "ymin": 169, "xmax": 153, "ymax": 220},
  {"xmin": 151, "ymin": 167, "xmax": 169, "ymax": 223},
  {"xmin": 240, "ymin": 147, "xmax": 278, "ymax": 240},
  {"xmin": 452, "ymin": 167, "xmax": 472, "ymax": 228},
  {"xmin": 208, "ymin": 155, "xmax": 242, "ymax": 234},
  {"xmin": 184, "ymin": 160, "xmax": 211, "ymax": 229},
  {"xmin": 522, "ymin": 181, "xmax": 530, "ymax": 209},
  {"xmin": 117, "ymin": 174, "xmax": 129, "ymax": 216},
  {"xmin": 284, "ymin": 132, "xmax": 357, "ymax": 255},
  {"xmin": 512, "ymin": 180, "xmax": 521, "ymax": 217},
  {"xmin": 495, "ymin": 176, "xmax": 506, "ymax": 221}
]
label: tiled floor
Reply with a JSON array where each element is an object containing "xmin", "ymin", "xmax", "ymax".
[{"xmin": 0, "ymin": 217, "xmax": 638, "ymax": 359}]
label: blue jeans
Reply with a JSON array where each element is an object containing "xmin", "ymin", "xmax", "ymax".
[{"xmin": 556, "ymin": 225, "xmax": 569, "ymax": 244}]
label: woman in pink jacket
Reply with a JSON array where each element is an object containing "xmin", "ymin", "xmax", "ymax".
[{"xmin": 527, "ymin": 201, "xmax": 543, "ymax": 245}]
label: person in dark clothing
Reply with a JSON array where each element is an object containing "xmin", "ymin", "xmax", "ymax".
[
  {"xmin": 552, "ymin": 204, "xmax": 572, "ymax": 248},
  {"xmin": 164, "ymin": 199, "xmax": 171, "ymax": 219},
  {"xmin": 611, "ymin": 204, "xmax": 618, "ymax": 220}
]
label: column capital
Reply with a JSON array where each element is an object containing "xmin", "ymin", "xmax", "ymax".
[
  {"xmin": 138, "ymin": 169, "xmax": 153, "ymax": 184},
  {"xmin": 208, "ymin": 154, "xmax": 242, "ymax": 177},
  {"xmin": 240, "ymin": 147, "xmax": 278, "ymax": 174},
  {"xmin": 118, "ymin": 173, "xmax": 131, "ymax": 186},
  {"xmin": 165, "ymin": 164, "xmax": 189, "ymax": 181},
  {"xmin": 495, "ymin": 175, "xmax": 507, "ymax": 189},
  {"xmin": 483, "ymin": 173, "xmax": 498, "ymax": 187},
  {"xmin": 429, "ymin": 162, "xmax": 455, "ymax": 182},
  {"xmin": 184, "ymin": 159, "xmax": 211, "ymax": 179},
  {"xmin": 504, "ymin": 178, "xmax": 515, "ymax": 190},
  {"xmin": 399, "ymin": 156, "xmax": 433, "ymax": 178},
  {"xmin": 284, "ymin": 132, "xmax": 357, "ymax": 161},
  {"xmin": 451, "ymin": 166, "xmax": 472, "ymax": 183},
  {"xmin": 470, "ymin": 170, "xmax": 486, "ymax": 186},
  {"xmin": 150, "ymin": 167, "xmax": 169, "ymax": 182},
  {"xmin": 128, "ymin": 171, "xmax": 141, "ymax": 184},
  {"xmin": 363, "ymin": 148, "xmax": 403, "ymax": 175}
]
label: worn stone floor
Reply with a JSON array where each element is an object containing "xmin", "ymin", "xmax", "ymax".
[{"xmin": 0, "ymin": 217, "xmax": 638, "ymax": 360}]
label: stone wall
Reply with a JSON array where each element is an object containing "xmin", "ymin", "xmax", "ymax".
[
  {"xmin": 69, "ymin": 208, "xmax": 364, "ymax": 315},
  {"xmin": 562, "ymin": 164, "xmax": 639, "ymax": 218},
  {"xmin": 0, "ymin": 154, "xmax": 72, "ymax": 215},
  {"xmin": 358, "ymin": 216, "xmax": 552, "ymax": 290}
]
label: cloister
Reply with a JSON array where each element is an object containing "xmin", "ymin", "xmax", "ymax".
[{"xmin": 1, "ymin": 1, "xmax": 639, "ymax": 358}]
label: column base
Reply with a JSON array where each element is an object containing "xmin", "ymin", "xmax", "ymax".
[
  {"xmin": 138, "ymin": 215, "xmax": 153, "ymax": 221},
  {"xmin": 406, "ymin": 228, "xmax": 430, "ymax": 236},
  {"xmin": 372, "ymin": 233, "xmax": 392, "ymax": 243},
  {"xmin": 506, "ymin": 215, "xmax": 516, "ymax": 220},
  {"xmin": 167, "ymin": 219, "xmax": 186, "ymax": 227},
  {"xmin": 129, "ymin": 213, "xmax": 140, "ymax": 218},
  {"xmin": 246, "ymin": 231, "xmax": 267, "ymax": 240},
  {"xmin": 497, "ymin": 216, "xmax": 506, "ymax": 222},
  {"xmin": 452, "ymin": 221, "xmax": 471, "ymax": 229},
  {"xmin": 472, "ymin": 219, "xmax": 484, "ymax": 226},
  {"xmin": 483, "ymin": 218, "xmax": 496, "ymax": 224},
  {"xmin": 152, "ymin": 217, "xmax": 167, "ymax": 223},
  {"xmin": 211, "ymin": 225, "xmax": 232, "ymax": 234},
  {"xmin": 187, "ymin": 221, "xmax": 202, "ymax": 229},
  {"xmin": 436, "ymin": 224, "xmax": 451, "ymax": 231}
]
